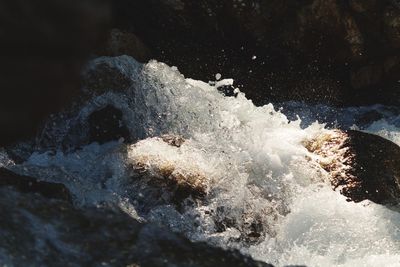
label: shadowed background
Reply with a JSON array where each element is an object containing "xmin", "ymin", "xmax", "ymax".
[{"xmin": 0, "ymin": 0, "xmax": 399, "ymax": 145}]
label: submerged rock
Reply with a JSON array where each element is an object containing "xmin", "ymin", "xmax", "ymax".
[
  {"xmin": 304, "ymin": 130, "xmax": 400, "ymax": 204},
  {"xmin": 0, "ymin": 187, "xmax": 273, "ymax": 267},
  {"xmin": 127, "ymin": 136, "xmax": 279, "ymax": 245},
  {"xmin": 128, "ymin": 136, "xmax": 210, "ymax": 203}
]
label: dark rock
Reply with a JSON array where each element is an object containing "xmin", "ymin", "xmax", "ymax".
[
  {"xmin": 88, "ymin": 105, "xmax": 131, "ymax": 144},
  {"xmin": 0, "ymin": 0, "xmax": 111, "ymax": 146},
  {"xmin": 304, "ymin": 130, "xmax": 400, "ymax": 204},
  {"xmin": 112, "ymin": 0, "xmax": 400, "ymax": 106},
  {"xmin": 0, "ymin": 187, "xmax": 273, "ymax": 267},
  {"xmin": 0, "ymin": 167, "xmax": 72, "ymax": 202}
]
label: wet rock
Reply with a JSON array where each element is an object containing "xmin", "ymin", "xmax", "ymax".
[
  {"xmin": 131, "ymin": 155, "xmax": 209, "ymax": 202},
  {"xmin": 88, "ymin": 105, "xmax": 131, "ymax": 144},
  {"xmin": 128, "ymin": 137, "xmax": 210, "ymax": 204},
  {"xmin": 0, "ymin": 187, "xmax": 273, "ymax": 267},
  {"xmin": 304, "ymin": 130, "xmax": 400, "ymax": 204},
  {"xmin": 0, "ymin": 167, "xmax": 71, "ymax": 202}
]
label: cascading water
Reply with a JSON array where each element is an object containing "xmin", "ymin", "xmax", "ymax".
[{"xmin": 2, "ymin": 56, "xmax": 400, "ymax": 267}]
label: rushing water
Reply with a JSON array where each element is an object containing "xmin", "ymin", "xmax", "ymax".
[{"xmin": 2, "ymin": 56, "xmax": 400, "ymax": 267}]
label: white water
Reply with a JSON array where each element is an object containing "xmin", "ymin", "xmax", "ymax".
[{"xmin": 3, "ymin": 56, "xmax": 400, "ymax": 267}]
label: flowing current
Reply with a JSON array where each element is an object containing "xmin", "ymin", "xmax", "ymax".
[{"xmin": 2, "ymin": 56, "xmax": 400, "ymax": 266}]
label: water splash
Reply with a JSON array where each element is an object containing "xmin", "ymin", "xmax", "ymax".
[{"xmin": 3, "ymin": 56, "xmax": 400, "ymax": 266}]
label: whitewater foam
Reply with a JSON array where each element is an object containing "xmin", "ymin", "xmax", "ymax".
[{"xmin": 3, "ymin": 56, "xmax": 400, "ymax": 267}]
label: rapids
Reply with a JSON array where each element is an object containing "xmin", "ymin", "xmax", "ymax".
[{"xmin": 2, "ymin": 56, "xmax": 400, "ymax": 267}]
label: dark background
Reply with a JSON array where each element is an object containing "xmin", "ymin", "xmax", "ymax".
[{"xmin": 0, "ymin": 0, "xmax": 399, "ymax": 145}]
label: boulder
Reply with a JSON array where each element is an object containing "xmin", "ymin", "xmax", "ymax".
[
  {"xmin": 304, "ymin": 130, "xmax": 400, "ymax": 204},
  {"xmin": 0, "ymin": 187, "xmax": 273, "ymax": 267}
]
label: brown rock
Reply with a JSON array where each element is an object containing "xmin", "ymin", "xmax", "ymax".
[
  {"xmin": 304, "ymin": 130, "xmax": 400, "ymax": 204},
  {"xmin": 129, "ymin": 137, "xmax": 210, "ymax": 202},
  {"xmin": 132, "ymin": 154, "xmax": 209, "ymax": 201}
]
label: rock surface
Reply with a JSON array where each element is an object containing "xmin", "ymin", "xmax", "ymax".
[
  {"xmin": 304, "ymin": 130, "xmax": 400, "ymax": 204},
  {"xmin": 0, "ymin": 187, "xmax": 273, "ymax": 267},
  {"xmin": 112, "ymin": 0, "xmax": 400, "ymax": 106}
]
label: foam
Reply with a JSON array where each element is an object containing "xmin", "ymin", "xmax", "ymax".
[{"xmin": 3, "ymin": 56, "xmax": 400, "ymax": 266}]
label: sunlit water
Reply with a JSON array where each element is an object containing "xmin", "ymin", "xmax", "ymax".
[{"xmin": 2, "ymin": 56, "xmax": 400, "ymax": 267}]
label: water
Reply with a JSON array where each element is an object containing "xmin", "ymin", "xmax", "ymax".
[{"xmin": 2, "ymin": 56, "xmax": 400, "ymax": 267}]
